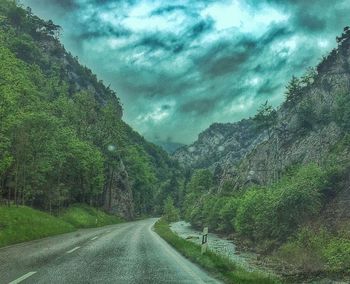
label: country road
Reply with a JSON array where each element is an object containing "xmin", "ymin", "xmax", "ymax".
[{"xmin": 0, "ymin": 218, "xmax": 220, "ymax": 284}]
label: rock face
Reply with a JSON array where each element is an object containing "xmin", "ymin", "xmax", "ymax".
[
  {"xmin": 174, "ymin": 35, "xmax": 350, "ymax": 192},
  {"xmin": 104, "ymin": 159, "xmax": 134, "ymax": 220},
  {"xmin": 231, "ymin": 38, "xmax": 350, "ymax": 190},
  {"xmin": 173, "ymin": 119, "xmax": 267, "ymax": 173}
]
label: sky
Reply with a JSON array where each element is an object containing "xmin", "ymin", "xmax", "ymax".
[{"xmin": 22, "ymin": 0, "xmax": 350, "ymax": 144}]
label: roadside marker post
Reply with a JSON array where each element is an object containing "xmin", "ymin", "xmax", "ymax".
[{"xmin": 201, "ymin": 227, "xmax": 208, "ymax": 254}]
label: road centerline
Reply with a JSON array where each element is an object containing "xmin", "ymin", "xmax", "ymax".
[
  {"xmin": 66, "ymin": 246, "xmax": 80, "ymax": 254},
  {"xmin": 9, "ymin": 271, "xmax": 37, "ymax": 284}
]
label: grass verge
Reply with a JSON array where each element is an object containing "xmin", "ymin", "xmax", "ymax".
[
  {"xmin": 154, "ymin": 218, "xmax": 281, "ymax": 284},
  {"xmin": 0, "ymin": 204, "xmax": 123, "ymax": 248},
  {"xmin": 60, "ymin": 204, "xmax": 124, "ymax": 228},
  {"xmin": 0, "ymin": 205, "xmax": 75, "ymax": 247}
]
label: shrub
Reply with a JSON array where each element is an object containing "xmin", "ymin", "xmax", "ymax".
[
  {"xmin": 218, "ymin": 197, "xmax": 238, "ymax": 232},
  {"xmin": 277, "ymin": 227, "xmax": 350, "ymax": 274},
  {"xmin": 235, "ymin": 164, "xmax": 326, "ymax": 244},
  {"xmin": 323, "ymin": 238, "xmax": 350, "ymax": 272}
]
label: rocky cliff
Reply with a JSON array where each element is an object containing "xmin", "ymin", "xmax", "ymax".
[
  {"xmin": 173, "ymin": 119, "xmax": 267, "ymax": 173},
  {"xmin": 174, "ymin": 29, "xmax": 350, "ymax": 196},
  {"xmin": 232, "ymin": 36, "xmax": 350, "ymax": 190},
  {"xmin": 104, "ymin": 160, "xmax": 134, "ymax": 220}
]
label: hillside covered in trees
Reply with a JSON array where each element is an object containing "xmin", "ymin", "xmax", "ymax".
[
  {"xmin": 176, "ymin": 27, "xmax": 350, "ymax": 280},
  {"xmin": 0, "ymin": 0, "xmax": 184, "ymax": 219}
]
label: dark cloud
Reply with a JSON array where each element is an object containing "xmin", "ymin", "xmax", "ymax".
[
  {"xmin": 150, "ymin": 5, "xmax": 187, "ymax": 16},
  {"xmin": 77, "ymin": 25, "xmax": 131, "ymax": 41},
  {"xmin": 179, "ymin": 97, "xmax": 220, "ymax": 115},
  {"xmin": 49, "ymin": 0, "xmax": 78, "ymax": 10},
  {"xmin": 135, "ymin": 33, "xmax": 182, "ymax": 54},
  {"xmin": 257, "ymin": 79, "xmax": 281, "ymax": 95},
  {"xmin": 187, "ymin": 18, "xmax": 215, "ymax": 38},
  {"xmin": 295, "ymin": 13, "xmax": 326, "ymax": 32},
  {"xmin": 161, "ymin": 104, "xmax": 171, "ymax": 110},
  {"xmin": 22, "ymin": 0, "xmax": 350, "ymax": 144}
]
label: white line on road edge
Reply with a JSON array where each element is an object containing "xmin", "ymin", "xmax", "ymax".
[
  {"xmin": 150, "ymin": 226, "xmax": 207, "ymax": 284},
  {"xmin": 66, "ymin": 246, "xmax": 80, "ymax": 254},
  {"xmin": 91, "ymin": 236, "xmax": 98, "ymax": 241},
  {"xmin": 9, "ymin": 271, "xmax": 37, "ymax": 284}
]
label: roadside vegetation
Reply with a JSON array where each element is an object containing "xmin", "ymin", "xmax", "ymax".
[
  {"xmin": 61, "ymin": 204, "xmax": 124, "ymax": 228},
  {"xmin": 181, "ymin": 135, "xmax": 350, "ymax": 279},
  {"xmin": 0, "ymin": 204, "xmax": 122, "ymax": 248},
  {"xmin": 154, "ymin": 218, "xmax": 280, "ymax": 284},
  {"xmin": 178, "ymin": 34, "xmax": 350, "ymax": 278},
  {"xmin": 0, "ymin": 0, "xmax": 183, "ymax": 218}
]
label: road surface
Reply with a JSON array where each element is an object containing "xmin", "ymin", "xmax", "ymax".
[{"xmin": 0, "ymin": 218, "xmax": 220, "ymax": 283}]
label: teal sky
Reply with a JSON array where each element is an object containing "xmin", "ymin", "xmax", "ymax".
[{"xmin": 22, "ymin": 0, "xmax": 350, "ymax": 144}]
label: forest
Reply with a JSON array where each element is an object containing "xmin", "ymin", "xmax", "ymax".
[{"xmin": 0, "ymin": 0, "xmax": 184, "ymax": 217}]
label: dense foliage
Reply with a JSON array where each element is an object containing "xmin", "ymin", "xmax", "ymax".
[
  {"xmin": 0, "ymin": 1, "xmax": 183, "ymax": 216},
  {"xmin": 162, "ymin": 197, "xmax": 180, "ymax": 222},
  {"xmin": 184, "ymin": 164, "xmax": 328, "ymax": 240}
]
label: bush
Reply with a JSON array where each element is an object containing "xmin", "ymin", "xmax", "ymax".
[
  {"xmin": 277, "ymin": 227, "xmax": 350, "ymax": 274},
  {"xmin": 277, "ymin": 227, "xmax": 329, "ymax": 272},
  {"xmin": 218, "ymin": 197, "xmax": 238, "ymax": 232},
  {"xmin": 323, "ymin": 238, "xmax": 350, "ymax": 272},
  {"xmin": 235, "ymin": 164, "xmax": 326, "ymax": 244}
]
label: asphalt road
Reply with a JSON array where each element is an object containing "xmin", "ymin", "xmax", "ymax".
[{"xmin": 0, "ymin": 218, "xmax": 221, "ymax": 284}]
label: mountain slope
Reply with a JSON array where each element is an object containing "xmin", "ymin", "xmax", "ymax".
[
  {"xmin": 0, "ymin": 0, "xmax": 183, "ymax": 219},
  {"xmin": 175, "ymin": 29, "xmax": 350, "ymax": 192},
  {"xmin": 176, "ymin": 27, "xmax": 350, "ymax": 279},
  {"xmin": 173, "ymin": 119, "xmax": 266, "ymax": 173}
]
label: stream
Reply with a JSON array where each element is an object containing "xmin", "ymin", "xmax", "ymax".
[
  {"xmin": 170, "ymin": 221, "xmax": 270, "ymax": 273},
  {"xmin": 170, "ymin": 221, "xmax": 349, "ymax": 284}
]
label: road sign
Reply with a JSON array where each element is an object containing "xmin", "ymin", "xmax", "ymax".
[{"xmin": 201, "ymin": 227, "xmax": 208, "ymax": 254}]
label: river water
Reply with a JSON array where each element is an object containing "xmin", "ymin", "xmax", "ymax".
[
  {"xmin": 170, "ymin": 221, "xmax": 349, "ymax": 284},
  {"xmin": 170, "ymin": 220, "xmax": 269, "ymax": 273}
]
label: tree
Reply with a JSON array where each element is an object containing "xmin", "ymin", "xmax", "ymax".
[
  {"xmin": 336, "ymin": 26, "xmax": 350, "ymax": 44},
  {"xmin": 183, "ymin": 169, "xmax": 213, "ymax": 223},
  {"xmin": 300, "ymin": 67, "xmax": 317, "ymax": 86},
  {"xmin": 7, "ymin": 4, "xmax": 26, "ymax": 30},
  {"xmin": 44, "ymin": 20, "xmax": 61, "ymax": 38},
  {"xmin": 163, "ymin": 197, "xmax": 179, "ymax": 222},
  {"xmin": 253, "ymin": 101, "xmax": 277, "ymax": 138},
  {"xmin": 285, "ymin": 76, "xmax": 303, "ymax": 106}
]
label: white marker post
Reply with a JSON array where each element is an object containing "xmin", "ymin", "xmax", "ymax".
[{"xmin": 201, "ymin": 227, "xmax": 208, "ymax": 255}]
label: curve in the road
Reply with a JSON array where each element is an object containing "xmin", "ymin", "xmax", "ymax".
[{"xmin": 0, "ymin": 218, "xmax": 221, "ymax": 284}]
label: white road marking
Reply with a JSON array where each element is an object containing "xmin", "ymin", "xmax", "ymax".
[
  {"xmin": 66, "ymin": 246, "xmax": 80, "ymax": 254},
  {"xmin": 9, "ymin": 271, "xmax": 37, "ymax": 284},
  {"xmin": 91, "ymin": 236, "xmax": 98, "ymax": 241}
]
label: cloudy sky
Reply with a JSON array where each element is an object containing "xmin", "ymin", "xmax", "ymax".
[{"xmin": 22, "ymin": 0, "xmax": 350, "ymax": 144}]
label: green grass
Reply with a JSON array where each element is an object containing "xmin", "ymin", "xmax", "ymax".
[
  {"xmin": 0, "ymin": 205, "xmax": 75, "ymax": 247},
  {"xmin": 154, "ymin": 218, "xmax": 281, "ymax": 284},
  {"xmin": 60, "ymin": 204, "xmax": 124, "ymax": 228},
  {"xmin": 0, "ymin": 204, "xmax": 123, "ymax": 248}
]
